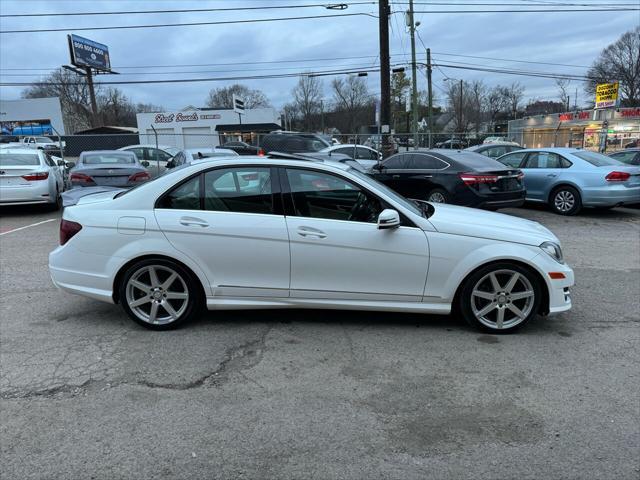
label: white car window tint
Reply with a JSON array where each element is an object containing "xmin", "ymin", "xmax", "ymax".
[
  {"xmin": 204, "ymin": 168, "xmax": 273, "ymax": 214},
  {"xmin": 286, "ymin": 168, "xmax": 382, "ymax": 223},
  {"xmin": 158, "ymin": 176, "xmax": 201, "ymax": 210}
]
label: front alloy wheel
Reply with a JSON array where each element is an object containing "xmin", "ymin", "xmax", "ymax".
[
  {"xmin": 120, "ymin": 259, "xmax": 201, "ymax": 330},
  {"xmin": 459, "ymin": 263, "xmax": 541, "ymax": 333}
]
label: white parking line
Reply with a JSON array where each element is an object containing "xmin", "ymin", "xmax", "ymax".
[{"xmin": 0, "ymin": 218, "xmax": 57, "ymax": 236}]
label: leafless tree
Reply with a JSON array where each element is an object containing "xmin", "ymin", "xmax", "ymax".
[
  {"xmin": 585, "ymin": 26, "xmax": 639, "ymax": 107},
  {"xmin": 555, "ymin": 78, "xmax": 571, "ymax": 110},
  {"xmin": 22, "ymin": 68, "xmax": 95, "ymax": 133},
  {"xmin": 505, "ymin": 82, "xmax": 525, "ymax": 119},
  {"xmin": 484, "ymin": 85, "xmax": 509, "ymax": 130},
  {"xmin": 293, "ymin": 75, "xmax": 323, "ymax": 131},
  {"xmin": 468, "ymin": 80, "xmax": 487, "ymax": 133},
  {"xmin": 446, "ymin": 80, "xmax": 474, "ymax": 133},
  {"xmin": 205, "ymin": 84, "xmax": 271, "ymax": 109},
  {"xmin": 331, "ymin": 76, "xmax": 370, "ymax": 133}
]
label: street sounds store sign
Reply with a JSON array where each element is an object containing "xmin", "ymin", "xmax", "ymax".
[{"xmin": 595, "ymin": 82, "xmax": 619, "ymax": 109}]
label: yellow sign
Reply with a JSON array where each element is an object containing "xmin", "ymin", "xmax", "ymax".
[{"xmin": 595, "ymin": 82, "xmax": 619, "ymax": 109}]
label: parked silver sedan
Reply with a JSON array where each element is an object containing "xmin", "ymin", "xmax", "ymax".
[
  {"xmin": 0, "ymin": 147, "xmax": 66, "ymax": 209},
  {"xmin": 69, "ymin": 150, "xmax": 151, "ymax": 188}
]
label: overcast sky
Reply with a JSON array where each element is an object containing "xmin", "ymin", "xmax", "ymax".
[{"xmin": 1, "ymin": 0, "xmax": 638, "ymax": 112}]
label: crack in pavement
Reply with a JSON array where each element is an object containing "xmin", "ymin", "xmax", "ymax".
[{"xmin": 1, "ymin": 326, "xmax": 272, "ymax": 399}]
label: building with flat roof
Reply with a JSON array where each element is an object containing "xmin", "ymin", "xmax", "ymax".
[{"xmin": 136, "ymin": 107, "xmax": 281, "ymax": 148}]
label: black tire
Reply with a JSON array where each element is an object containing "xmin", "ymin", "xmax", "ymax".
[
  {"xmin": 118, "ymin": 258, "xmax": 203, "ymax": 330},
  {"xmin": 427, "ymin": 188, "xmax": 450, "ymax": 204},
  {"xmin": 549, "ymin": 185, "xmax": 582, "ymax": 216},
  {"xmin": 47, "ymin": 188, "xmax": 61, "ymax": 211},
  {"xmin": 458, "ymin": 262, "xmax": 542, "ymax": 334}
]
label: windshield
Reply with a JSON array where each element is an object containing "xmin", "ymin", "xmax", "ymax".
[
  {"xmin": 83, "ymin": 153, "xmax": 136, "ymax": 165},
  {"xmin": 574, "ymin": 151, "xmax": 625, "ymax": 166},
  {"xmin": 348, "ymin": 168, "xmax": 426, "ymax": 218},
  {"xmin": 0, "ymin": 153, "xmax": 41, "ymax": 166}
]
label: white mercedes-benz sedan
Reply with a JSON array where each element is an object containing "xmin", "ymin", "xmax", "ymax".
[{"xmin": 49, "ymin": 156, "xmax": 574, "ymax": 333}]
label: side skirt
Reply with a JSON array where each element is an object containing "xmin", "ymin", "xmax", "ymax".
[{"xmin": 205, "ymin": 296, "xmax": 452, "ymax": 314}]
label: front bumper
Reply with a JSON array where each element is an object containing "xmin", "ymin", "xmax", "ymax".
[{"xmin": 532, "ymin": 252, "xmax": 575, "ymax": 315}]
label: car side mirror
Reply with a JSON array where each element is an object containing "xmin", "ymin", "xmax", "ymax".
[
  {"xmin": 65, "ymin": 161, "xmax": 75, "ymax": 169},
  {"xmin": 372, "ymin": 163, "xmax": 384, "ymax": 171},
  {"xmin": 57, "ymin": 160, "xmax": 65, "ymax": 166},
  {"xmin": 141, "ymin": 160, "xmax": 150, "ymax": 167},
  {"xmin": 377, "ymin": 209, "xmax": 400, "ymax": 229},
  {"xmin": 166, "ymin": 160, "xmax": 175, "ymax": 169}
]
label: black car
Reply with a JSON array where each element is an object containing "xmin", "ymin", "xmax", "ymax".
[
  {"xmin": 609, "ymin": 148, "xmax": 640, "ymax": 166},
  {"xmin": 221, "ymin": 141, "xmax": 262, "ymax": 156},
  {"xmin": 369, "ymin": 149, "xmax": 525, "ymax": 209},
  {"xmin": 465, "ymin": 143, "xmax": 523, "ymax": 159},
  {"xmin": 259, "ymin": 133, "xmax": 331, "ymax": 154}
]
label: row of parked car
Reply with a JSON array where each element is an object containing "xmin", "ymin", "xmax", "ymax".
[{"xmin": 1, "ymin": 133, "xmax": 639, "ymax": 216}]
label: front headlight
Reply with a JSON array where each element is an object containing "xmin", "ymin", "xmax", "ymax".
[{"xmin": 540, "ymin": 241, "xmax": 564, "ymax": 264}]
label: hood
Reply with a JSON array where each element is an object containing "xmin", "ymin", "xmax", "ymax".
[
  {"xmin": 427, "ymin": 203, "xmax": 558, "ymax": 246},
  {"xmin": 62, "ymin": 186, "xmax": 123, "ymax": 206}
]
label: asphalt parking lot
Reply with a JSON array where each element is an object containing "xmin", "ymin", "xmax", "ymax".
[{"xmin": 1, "ymin": 204, "xmax": 638, "ymax": 479}]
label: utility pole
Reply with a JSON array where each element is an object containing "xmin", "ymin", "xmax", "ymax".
[
  {"xmin": 85, "ymin": 67, "xmax": 98, "ymax": 127},
  {"xmin": 426, "ymin": 48, "xmax": 433, "ymax": 148},
  {"xmin": 379, "ymin": 0, "xmax": 392, "ymax": 156},
  {"xmin": 459, "ymin": 79, "xmax": 463, "ymax": 136},
  {"xmin": 408, "ymin": 0, "xmax": 419, "ymax": 148}
]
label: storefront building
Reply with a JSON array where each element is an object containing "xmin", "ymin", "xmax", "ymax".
[
  {"xmin": 508, "ymin": 107, "xmax": 640, "ymax": 151},
  {"xmin": 136, "ymin": 107, "xmax": 281, "ymax": 148},
  {"xmin": 0, "ymin": 97, "xmax": 66, "ymax": 136}
]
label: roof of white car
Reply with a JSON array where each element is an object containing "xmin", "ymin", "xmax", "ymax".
[
  {"xmin": 185, "ymin": 155, "xmax": 352, "ymax": 171},
  {"xmin": 120, "ymin": 144, "xmax": 177, "ymax": 150},
  {"xmin": 515, "ymin": 147, "xmax": 584, "ymax": 154},
  {"xmin": 322, "ymin": 144, "xmax": 376, "ymax": 151}
]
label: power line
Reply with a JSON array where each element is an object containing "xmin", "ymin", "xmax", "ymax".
[
  {"xmin": 0, "ymin": 2, "xmax": 376, "ymax": 17},
  {"xmin": 0, "ymin": 12, "xmax": 377, "ymax": 34},
  {"xmin": 412, "ymin": 7, "xmax": 639, "ymax": 12},
  {"xmin": 432, "ymin": 51, "xmax": 590, "ymax": 69}
]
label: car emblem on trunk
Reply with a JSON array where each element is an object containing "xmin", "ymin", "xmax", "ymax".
[
  {"xmin": 108, "ymin": 170, "xmax": 114, "ymax": 174},
  {"xmin": 0, "ymin": 171, "xmax": 5, "ymax": 175}
]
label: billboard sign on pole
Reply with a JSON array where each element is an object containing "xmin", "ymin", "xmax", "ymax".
[
  {"xmin": 595, "ymin": 82, "xmax": 619, "ymax": 109},
  {"xmin": 67, "ymin": 34, "xmax": 111, "ymax": 72}
]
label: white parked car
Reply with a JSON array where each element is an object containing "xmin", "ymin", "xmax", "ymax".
[
  {"xmin": 1, "ymin": 147, "xmax": 66, "ymax": 209},
  {"xmin": 21, "ymin": 136, "xmax": 66, "ymax": 154},
  {"xmin": 167, "ymin": 148, "xmax": 239, "ymax": 169},
  {"xmin": 49, "ymin": 156, "xmax": 574, "ymax": 332},
  {"xmin": 320, "ymin": 144, "xmax": 381, "ymax": 169},
  {"xmin": 118, "ymin": 144, "xmax": 181, "ymax": 167}
]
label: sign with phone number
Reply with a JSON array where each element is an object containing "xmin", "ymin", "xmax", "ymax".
[{"xmin": 67, "ymin": 34, "xmax": 111, "ymax": 71}]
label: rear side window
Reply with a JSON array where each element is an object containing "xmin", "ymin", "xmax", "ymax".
[
  {"xmin": 0, "ymin": 153, "xmax": 41, "ymax": 166},
  {"xmin": 483, "ymin": 146, "xmax": 508, "ymax": 158},
  {"xmin": 610, "ymin": 151, "xmax": 640, "ymax": 165},
  {"xmin": 408, "ymin": 153, "xmax": 448, "ymax": 169},
  {"xmin": 573, "ymin": 151, "xmax": 624, "ymax": 166},
  {"xmin": 157, "ymin": 175, "xmax": 201, "ymax": 210},
  {"xmin": 500, "ymin": 151, "xmax": 527, "ymax": 168},
  {"xmin": 204, "ymin": 167, "xmax": 273, "ymax": 214}
]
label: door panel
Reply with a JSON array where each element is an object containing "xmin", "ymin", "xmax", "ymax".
[
  {"xmin": 286, "ymin": 217, "xmax": 429, "ymax": 300},
  {"xmin": 522, "ymin": 152, "xmax": 564, "ymax": 200}
]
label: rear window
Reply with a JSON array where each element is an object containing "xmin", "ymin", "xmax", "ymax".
[
  {"xmin": 0, "ymin": 153, "xmax": 41, "ymax": 166},
  {"xmin": 83, "ymin": 153, "xmax": 135, "ymax": 165},
  {"xmin": 573, "ymin": 151, "xmax": 624, "ymax": 167}
]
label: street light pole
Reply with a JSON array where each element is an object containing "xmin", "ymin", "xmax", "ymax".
[{"xmin": 426, "ymin": 48, "xmax": 433, "ymax": 148}]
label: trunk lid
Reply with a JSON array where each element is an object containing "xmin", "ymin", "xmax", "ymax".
[{"xmin": 0, "ymin": 165, "xmax": 45, "ymax": 186}]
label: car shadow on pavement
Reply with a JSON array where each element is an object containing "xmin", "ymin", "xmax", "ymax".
[
  {"xmin": 0, "ymin": 204, "xmax": 59, "ymax": 217},
  {"xmin": 513, "ymin": 202, "xmax": 639, "ymax": 219}
]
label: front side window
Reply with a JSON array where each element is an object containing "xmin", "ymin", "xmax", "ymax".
[
  {"xmin": 382, "ymin": 153, "xmax": 407, "ymax": 169},
  {"xmin": 485, "ymin": 146, "xmax": 507, "ymax": 158},
  {"xmin": 500, "ymin": 151, "xmax": 527, "ymax": 168},
  {"xmin": 334, "ymin": 147, "xmax": 356, "ymax": 158},
  {"xmin": 356, "ymin": 147, "xmax": 377, "ymax": 160},
  {"xmin": 286, "ymin": 168, "xmax": 382, "ymax": 223},
  {"xmin": 204, "ymin": 167, "xmax": 272, "ymax": 214},
  {"xmin": 128, "ymin": 148, "xmax": 145, "ymax": 160}
]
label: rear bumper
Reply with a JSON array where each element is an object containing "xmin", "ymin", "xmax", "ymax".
[
  {"xmin": 0, "ymin": 182, "xmax": 53, "ymax": 204},
  {"xmin": 458, "ymin": 188, "xmax": 527, "ymax": 209},
  {"xmin": 581, "ymin": 185, "xmax": 640, "ymax": 207}
]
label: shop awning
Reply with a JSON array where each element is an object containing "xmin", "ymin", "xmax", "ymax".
[{"xmin": 215, "ymin": 123, "xmax": 281, "ymax": 133}]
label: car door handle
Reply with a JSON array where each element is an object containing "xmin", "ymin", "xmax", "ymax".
[
  {"xmin": 179, "ymin": 216, "xmax": 209, "ymax": 227},
  {"xmin": 297, "ymin": 227, "xmax": 327, "ymax": 239},
  {"xmin": 547, "ymin": 174, "xmax": 557, "ymax": 177},
  {"xmin": 420, "ymin": 174, "xmax": 433, "ymax": 178}
]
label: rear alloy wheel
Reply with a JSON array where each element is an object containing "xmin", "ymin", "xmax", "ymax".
[
  {"xmin": 120, "ymin": 259, "xmax": 201, "ymax": 330},
  {"xmin": 459, "ymin": 263, "xmax": 541, "ymax": 333},
  {"xmin": 427, "ymin": 188, "xmax": 449, "ymax": 204},
  {"xmin": 550, "ymin": 186, "xmax": 581, "ymax": 215}
]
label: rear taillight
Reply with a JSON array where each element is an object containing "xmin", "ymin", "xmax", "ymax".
[
  {"xmin": 21, "ymin": 171, "xmax": 49, "ymax": 181},
  {"xmin": 60, "ymin": 219, "xmax": 82, "ymax": 246},
  {"xmin": 459, "ymin": 172, "xmax": 499, "ymax": 186},
  {"xmin": 70, "ymin": 172, "xmax": 93, "ymax": 183},
  {"xmin": 258, "ymin": 148, "xmax": 265, "ymax": 156},
  {"xmin": 128, "ymin": 171, "xmax": 151, "ymax": 182},
  {"xmin": 605, "ymin": 171, "xmax": 630, "ymax": 182}
]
